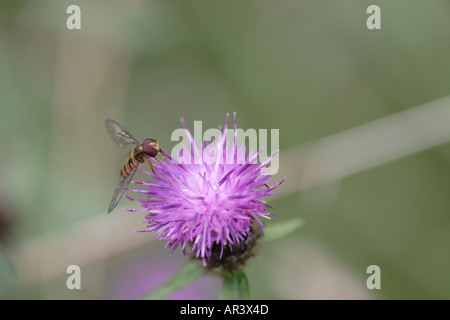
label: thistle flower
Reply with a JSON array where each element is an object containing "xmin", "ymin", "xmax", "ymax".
[{"xmin": 126, "ymin": 113, "xmax": 285, "ymax": 267}]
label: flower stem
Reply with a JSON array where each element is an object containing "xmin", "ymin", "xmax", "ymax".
[{"xmin": 221, "ymin": 269, "xmax": 251, "ymax": 300}]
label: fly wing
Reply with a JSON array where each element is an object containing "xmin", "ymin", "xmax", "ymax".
[
  {"xmin": 107, "ymin": 162, "xmax": 141, "ymax": 213},
  {"xmin": 105, "ymin": 119, "xmax": 139, "ymax": 148}
]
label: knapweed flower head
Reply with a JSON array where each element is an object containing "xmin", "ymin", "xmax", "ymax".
[{"xmin": 126, "ymin": 113, "xmax": 285, "ymax": 267}]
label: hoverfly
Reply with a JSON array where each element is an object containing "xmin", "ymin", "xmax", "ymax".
[{"xmin": 105, "ymin": 119, "xmax": 166, "ymax": 213}]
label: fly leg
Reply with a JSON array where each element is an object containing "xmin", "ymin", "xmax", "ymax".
[
  {"xmin": 147, "ymin": 159, "xmax": 156, "ymax": 174},
  {"xmin": 148, "ymin": 158, "xmax": 172, "ymax": 187}
]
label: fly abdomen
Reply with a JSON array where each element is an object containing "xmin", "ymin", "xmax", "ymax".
[
  {"xmin": 121, "ymin": 156, "xmax": 139, "ymax": 177},
  {"xmin": 120, "ymin": 145, "xmax": 149, "ymax": 178}
]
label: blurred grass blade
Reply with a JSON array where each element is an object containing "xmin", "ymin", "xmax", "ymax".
[
  {"xmin": 0, "ymin": 245, "xmax": 16, "ymax": 297},
  {"xmin": 221, "ymin": 270, "xmax": 251, "ymax": 300},
  {"xmin": 0, "ymin": 245, "xmax": 16, "ymax": 279},
  {"xmin": 141, "ymin": 259, "xmax": 205, "ymax": 300},
  {"xmin": 263, "ymin": 217, "xmax": 304, "ymax": 242}
]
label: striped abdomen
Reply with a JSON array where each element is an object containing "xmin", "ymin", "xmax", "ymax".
[{"xmin": 120, "ymin": 145, "xmax": 146, "ymax": 177}]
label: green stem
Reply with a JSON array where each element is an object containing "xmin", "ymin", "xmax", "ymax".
[{"xmin": 221, "ymin": 269, "xmax": 251, "ymax": 300}]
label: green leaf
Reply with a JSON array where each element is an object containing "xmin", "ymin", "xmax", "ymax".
[
  {"xmin": 263, "ymin": 217, "xmax": 304, "ymax": 242},
  {"xmin": 141, "ymin": 259, "xmax": 205, "ymax": 300},
  {"xmin": 221, "ymin": 270, "xmax": 251, "ymax": 300}
]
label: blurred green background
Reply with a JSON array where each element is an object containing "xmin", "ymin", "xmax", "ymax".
[{"xmin": 0, "ymin": 0, "xmax": 449, "ymax": 299}]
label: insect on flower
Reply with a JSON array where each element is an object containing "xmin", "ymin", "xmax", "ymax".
[
  {"xmin": 105, "ymin": 119, "xmax": 167, "ymax": 213},
  {"xmin": 125, "ymin": 113, "xmax": 286, "ymax": 266}
]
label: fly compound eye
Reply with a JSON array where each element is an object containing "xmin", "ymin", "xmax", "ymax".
[{"xmin": 142, "ymin": 139, "xmax": 158, "ymax": 157}]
